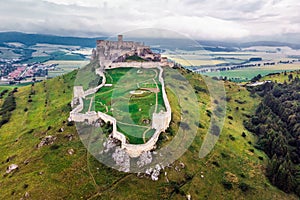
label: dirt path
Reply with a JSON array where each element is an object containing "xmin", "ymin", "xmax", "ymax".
[
  {"xmin": 118, "ymin": 121, "xmax": 149, "ymax": 128},
  {"xmin": 142, "ymin": 127, "xmax": 152, "ymax": 143},
  {"xmin": 152, "ymin": 77, "xmax": 159, "ymax": 113},
  {"xmin": 88, "ymin": 96, "xmax": 94, "ymax": 112}
]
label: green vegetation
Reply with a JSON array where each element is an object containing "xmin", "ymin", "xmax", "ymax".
[
  {"xmin": 0, "ymin": 66, "xmax": 298, "ymax": 199},
  {"xmin": 0, "ymin": 89, "xmax": 17, "ymax": 127},
  {"xmin": 125, "ymin": 55, "xmax": 147, "ymax": 62},
  {"xmin": 245, "ymin": 74, "xmax": 300, "ymax": 197}
]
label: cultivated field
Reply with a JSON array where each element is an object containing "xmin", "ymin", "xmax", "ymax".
[{"xmin": 45, "ymin": 60, "xmax": 89, "ymax": 77}]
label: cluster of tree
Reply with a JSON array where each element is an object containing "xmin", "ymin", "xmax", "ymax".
[
  {"xmin": 0, "ymin": 89, "xmax": 9, "ymax": 99},
  {"xmin": 0, "ymin": 88, "xmax": 17, "ymax": 127},
  {"xmin": 250, "ymin": 74, "xmax": 262, "ymax": 82},
  {"xmin": 244, "ymin": 76, "xmax": 300, "ymax": 196}
]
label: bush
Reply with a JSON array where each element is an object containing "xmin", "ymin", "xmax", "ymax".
[
  {"xmin": 50, "ymin": 144, "xmax": 60, "ymax": 150},
  {"xmin": 67, "ymin": 121, "xmax": 74, "ymax": 126},
  {"xmin": 249, "ymin": 149, "xmax": 254, "ymax": 153},
  {"xmin": 0, "ymin": 92, "xmax": 16, "ymax": 127},
  {"xmin": 221, "ymin": 180, "xmax": 233, "ymax": 190},
  {"xmin": 229, "ymin": 134, "xmax": 235, "ymax": 141},
  {"xmin": 239, "ymin": 182, "xmax": 250, "ymax": 192},
  {"xmin": 212, "ymin": 161, "xmax": 220, "ymax": 167},
  {"xmin": 242, "ymin": 132, "xmax": 247, "ymax": 138}
]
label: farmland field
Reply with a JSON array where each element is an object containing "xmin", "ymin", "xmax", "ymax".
[
  {"xmin": 202, "ymin": 64, "xmax": 300, "ymax": 82},
  {"xmin": 45, "ymin": 60, "xmax": 89, "ymax": 77}
]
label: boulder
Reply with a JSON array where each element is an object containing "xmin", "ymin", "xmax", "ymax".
[
  {"xmin": 6, "ymin": 164, "xmax": 18, "ymax": 174},
  {"xmin": 68, "ymin": 149, "xmax": 75, "ymax": 155}
]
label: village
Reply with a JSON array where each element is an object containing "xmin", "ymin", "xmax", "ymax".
[{"xmin": 0, "ymin": 61, "xmax": 56, "ymax": 84}]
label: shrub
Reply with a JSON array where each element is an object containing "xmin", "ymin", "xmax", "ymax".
[
  {"xmin": 229, "ymin": 134, "xmax": 235, "ymax": 141},
  {"xmin": 249, "ymin": 149, "xmax": 254, "ymax": 153},
  {"xmin": 221, "ymin": 180, "xmax": 233, "ymax": 190},
  {"xmin": 212, "ymin": 161, "xmax": 220, "ymax": 167},
  {"xmin": 50, "ymin": 144, "xmax": 60, "ymax": 150},
  {"xmin": 242, "ymin": 132, "xmax": 247, "ymax": 138},
  {"xmin": 239, "ymin": 182, "xmax": 250, "ymax": 192},
  {"xmin": 67, "ymin": 121, "xmax": 74, "ymax": 126}
]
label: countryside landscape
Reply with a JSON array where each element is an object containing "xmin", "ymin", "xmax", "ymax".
[{"xmin": 0, "ymin": 0, "xmax": 300, "ymax": 199}]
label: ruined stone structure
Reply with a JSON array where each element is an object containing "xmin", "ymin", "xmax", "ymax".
[
  {"xmin": 70, "ymin": 36, "xmax": 172, "ymax": 157},
  {"xmin": 94, "ymin": 35, "xmax": 164, "ymax": 68}
]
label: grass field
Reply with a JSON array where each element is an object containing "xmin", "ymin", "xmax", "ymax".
[{"xmin": 94, "ymin": 67, "xmax": 166, "ymax": 144}]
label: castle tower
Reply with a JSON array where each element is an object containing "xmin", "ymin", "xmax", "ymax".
[{"xmin": 118, "ymin": 35, "xmax": 123, "ymax": 42}]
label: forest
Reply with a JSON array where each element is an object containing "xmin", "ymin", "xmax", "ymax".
[{"xmin": 245, "ymin": 74, "xmax": 300, "ymax": 197}]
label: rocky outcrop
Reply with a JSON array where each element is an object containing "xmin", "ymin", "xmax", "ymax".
[
  {"xmin": 6, "ymin": 164, "xmax": 18, "ymax": 174},
  {"xmin": 37, "ymin": 135, "xmax": 56, "ymax": 148}
]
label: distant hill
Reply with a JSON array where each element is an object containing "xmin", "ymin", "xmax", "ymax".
[
  {"xmin": 0, "ymin": 32, "xmax": 106, "ymax": 48},
  {"xmin": 1, "ymin": 32, "xmax": 300, "ymax": 51},
  {"xmin": 196, "ymin": 40, "xmax": 300, "ymax": 50}
]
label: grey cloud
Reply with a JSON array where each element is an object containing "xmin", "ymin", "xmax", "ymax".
[{"xmin": 0, "ymin": 0, "xmax": 299, "ymax": 41}]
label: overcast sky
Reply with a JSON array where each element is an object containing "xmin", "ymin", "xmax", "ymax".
[{"xmin": 1, "ymin": 0, "xmax": 300, "ymax": 41}]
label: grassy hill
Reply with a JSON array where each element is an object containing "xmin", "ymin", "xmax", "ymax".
[{"xmin": 0, "ymin": 68, "xmax": 298, "ymax": 199}]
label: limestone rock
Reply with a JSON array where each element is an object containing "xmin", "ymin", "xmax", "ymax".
[
  {"xmin": 6, "ymin": 164, "xmax": 18, "ymax": 174},
  {"xmin": 112, "ymin": 147, "xmax": 130, "ymax": 172},
  {"xmin": 186, "ymin": 194, "xmax": 191, "ymax": 200},
  {"xmin": 37, "ymin": 135, "xmax": 56, "ymax": 148},
  {"xmin": 137, "ymin": 151, "xmax": 152, "ymax": 168},
  {"xmin": 64, "ymin": 134, "xmax": 74, "ymax": 141},
  {"xmin": 68, "ymin": 149, "xmax": 75, "ymax": 155},
  {"xmin": 151, "ymin": 164, "xmax": 162, "ymax": 181},
  {"xmin": 145, "ymin": 164, "xmax": 163, "ymax": 181}
]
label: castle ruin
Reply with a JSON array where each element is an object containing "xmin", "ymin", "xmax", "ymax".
[{"xmin": 70, "ymin": 36, "xmax": 172, "ymax": 158}]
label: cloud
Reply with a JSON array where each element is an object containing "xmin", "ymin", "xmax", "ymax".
[{"xmin": 0, "ymin": 0, "xmax": 299, "ymax": 41}]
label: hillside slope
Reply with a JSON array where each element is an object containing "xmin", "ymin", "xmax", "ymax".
[{"xmin": 0, "ymin": 68, "xmax": 297, "ymax": 199}]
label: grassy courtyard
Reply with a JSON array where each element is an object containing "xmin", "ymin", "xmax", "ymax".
[{"xmin": 94, "ymin": 67, "xmax": 166, "ymax": 144}]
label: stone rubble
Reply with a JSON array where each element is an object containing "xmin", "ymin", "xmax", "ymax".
[
  {"xmin": 145, "ymin": 164, "xmax": 163, "ymax": 181},
  {"xmin": 101, "ymin": 136, "xmax": 117, "ymax": 154},
  {"xmin": 151, "ymin": 164, "xmax": 163, "ymax": 181},
  {"xmin": 64, "ymin": 134, "xmax": 74, "ymax": 141},
  {"xmin": 112, "ymin": 147, "xmax": 130, "ymax": 172},
  {"xmin": 137, "ymin": 151, "xmax": 152, "ymax": 168}
]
